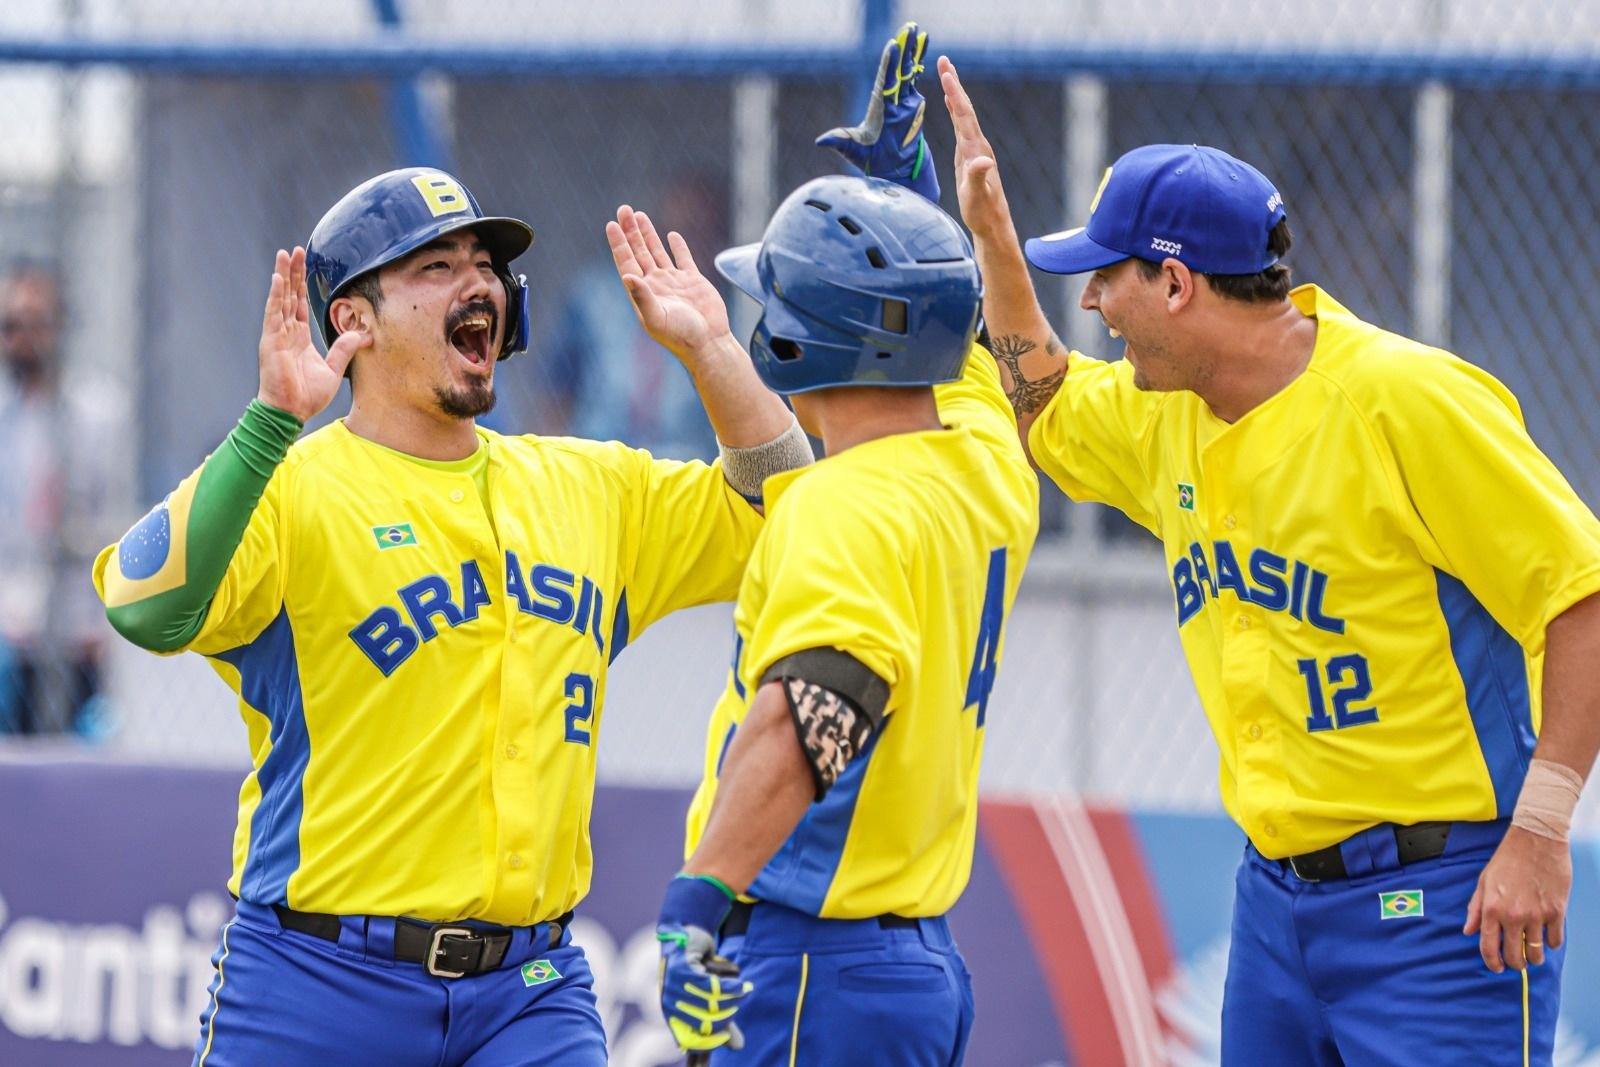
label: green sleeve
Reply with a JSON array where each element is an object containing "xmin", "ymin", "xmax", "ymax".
[{"xmin": 105, "ymin": 400, "xmax": 302, "ymax": 651}]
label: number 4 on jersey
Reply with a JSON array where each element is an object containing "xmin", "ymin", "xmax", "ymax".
[{"xmin": 964, "ymin": 548, "xmax": 1008, "ymax": 728}]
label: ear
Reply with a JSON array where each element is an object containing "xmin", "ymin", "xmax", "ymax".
[
  {"xmin": 329, "ymin": 295, "xmax": 371, "ymax": 338},
  {"xmin": 1162, "ymin": 258, "xmax": 1196, "ymax": 313}
]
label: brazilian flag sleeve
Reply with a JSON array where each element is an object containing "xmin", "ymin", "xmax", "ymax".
[{"xmin": 94, "ymin": 400, "xmax": 301, "ymax": 653}]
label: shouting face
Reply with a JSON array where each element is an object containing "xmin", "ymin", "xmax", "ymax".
[{"xmin": 334, "ymin": 231, "xmax": 509, "ymax": 420}]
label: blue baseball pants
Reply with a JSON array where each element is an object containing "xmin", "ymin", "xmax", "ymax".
[
  {"xmin": 192, "ymin": 900, "xmax": 606, "ymax": 1066},
  {"xmin": 1222, "ymin": 819, "xmax": 1564, "ymax": 1066}
]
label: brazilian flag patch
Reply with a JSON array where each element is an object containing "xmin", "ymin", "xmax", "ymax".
[
  {"xmin": 372, "ymin": 523, "xmax": 418, "ymax": 550},
  {"xmin": 521, "ymin": 959, "xmax": 561, "ymax": 986},
  {"xmin": 1177, "ymin": 483, "xmax": 1196, "ymax": 511},
  {"xmin": 1379, "ymin": 890, "xmax": 1424, "ymax": 919}
]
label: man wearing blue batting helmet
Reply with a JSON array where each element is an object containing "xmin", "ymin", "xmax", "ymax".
[
  {"xmin": 651, "ymin": 24, "xmax": 1041, "ymax": 1065},
  {"xmin": 95, "ymin": 163, "xmax": 814, "ymax": 1066}
]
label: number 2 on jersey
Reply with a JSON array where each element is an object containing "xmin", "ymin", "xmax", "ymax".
[
  {"xmin": 563, "ymin": 672, "xmax": 595, "ymax": 745},
  {"xmin": 1298, "ymin": 654, "xmax": 1378, "ymax": 732},
  {"xmin": 964, "ymin": 547, "xmax": 1008, "ymax": 728}
]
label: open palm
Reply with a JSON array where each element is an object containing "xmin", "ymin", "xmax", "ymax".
[
  {"xmin": 938, "ymin": 56, "xmax": 1016, "ymax": 242},
  {"xmin": 257, "ymin": 246, "xmax": 369, "ymax": 422},
  {"xmin": 607, "ymin": 205, "xmax": 730, "ymax": 361}
]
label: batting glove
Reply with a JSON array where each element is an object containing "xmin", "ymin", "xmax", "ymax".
[
  {"xmin": 816, "ymin": 20, "xmax": 939, "ymax": 203},
  {"xmin": 657, "ymin": 874, "xmax": 751, "ymax": 1055}
]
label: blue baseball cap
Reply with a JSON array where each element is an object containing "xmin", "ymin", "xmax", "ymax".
[{"xmin": 1024, "ymin": 144, "xmax": 1287, "ymax": 276}]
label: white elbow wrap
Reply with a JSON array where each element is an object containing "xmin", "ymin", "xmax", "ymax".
[
  {"xmin": 1511, "ymin": 758, "xmax": 1584, "ymax": 842},
  {"xmin": 717, "ymin": 418, "xmax": 813, "ymax": 503}
]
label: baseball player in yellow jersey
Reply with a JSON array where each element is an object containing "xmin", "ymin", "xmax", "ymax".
[
  {"xmin": 91, "ymin": 168, "xmax": 812, "ymax": 1067},
  {"xmin": 937, "ymin": 58, "xmax": 1600, "ymax": 1065},
  {"xmin": 649, "ymin": 28, "xmax": 1040, "ymax": 1065}
]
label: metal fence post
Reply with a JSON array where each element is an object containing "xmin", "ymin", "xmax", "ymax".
[{"xmin": 1412, "ymin": 80, "xmax": 1452, "ymax": 347}]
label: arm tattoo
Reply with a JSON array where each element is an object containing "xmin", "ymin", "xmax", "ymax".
[{"xmin": 989, "ymin": 333, "xmax": 1066, "ymax": 416}]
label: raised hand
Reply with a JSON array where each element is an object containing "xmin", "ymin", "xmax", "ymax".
[
  {"xmin": 256, "ymin": 247, "xmax": 369, "ymax": 422},
  {"xmin": 816, "ymin": 21, "xmax": 939, "ymax": 202},
  {"xmin": 937, "ymin": 56, "xmax": 1017, "ymax": 243},
  {"xmin": 607, "ymin": 205, "xmax": 731, "ymax": 364}
]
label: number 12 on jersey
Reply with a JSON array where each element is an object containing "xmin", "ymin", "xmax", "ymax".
[{"xmin": 1298, "ymin": 653, "xmax": 1378, "ymax": 732}]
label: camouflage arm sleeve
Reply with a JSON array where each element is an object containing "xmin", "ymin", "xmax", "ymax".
[{"xmin": 761, "ymin": 648, "xmax": 890, "ymax": 800}]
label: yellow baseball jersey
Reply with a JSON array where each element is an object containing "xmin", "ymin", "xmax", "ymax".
[
  {"xmin": 1031, "ymin": 284, "xmax": 1600, "ymax": 858},
  {"xmin": 684, "ymin": 349, "xmax": 1040, "ymax": 918},
  {"xmin": 95, "ymin": 422, "xmax": 760, "ymax": 923}
]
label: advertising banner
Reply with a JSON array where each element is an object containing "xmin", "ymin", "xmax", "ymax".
[{"xmin": 3, "ymin": 764, "xmax": 1599, "ymax": 1065}]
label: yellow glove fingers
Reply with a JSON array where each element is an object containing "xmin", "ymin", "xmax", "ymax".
[
  {"xmin": 675, "ymin": 999, "xmax": 742, "ymax": 1025},
  {"xmin": 882, "ymin": 22, "xmax": 927, "ymax": 105},
  {"xmin": 668, "ymin": 1017, "xmax": 734, "ymax": 1051},
  {"xmin": 911, "ymin": 29, "xmax": 928, "ymax": 69},
  {"xmin": 874, "ymin": 34, "xmax": 899, "ymax": 103},
  {"xmin": 684, "ymin": 977, "xmax": 753, "ymax": 1002}
]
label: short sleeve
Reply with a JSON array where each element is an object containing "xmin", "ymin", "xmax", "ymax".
[
  {"xmin": 1027, "ymin": 351, "xmax": 1164, "ymax": 534},
  {"xmin": 619, "ymin": 450, "xmax": 764, "ymax": 636},
  {"xmin": 741, "ymin": 485, "xmax": 918, "ymax": 705},
  {"xmin": 934, "ymin": 344, "xmax": 1027, "ymax": 468},
  {"xmin": 1378, "ymin": 356, "xmax": 1600, "ymax": 646}
]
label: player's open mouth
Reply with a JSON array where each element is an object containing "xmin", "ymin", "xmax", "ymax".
[{"xmin": 449, "ymin": 313, "xmax": 494, "ymax": 368}]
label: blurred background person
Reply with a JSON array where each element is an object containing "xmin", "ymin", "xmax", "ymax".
[
  {"xmin": 538, "ymin": 171, "xmax": 727, "ymax": 460},
  {"xmin": 0, "ymin": 261, "xmax": 130, "ymax": 736}
]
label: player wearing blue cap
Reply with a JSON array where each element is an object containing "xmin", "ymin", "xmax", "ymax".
[{"xmin": 939, "ymin": 57, "xmax": 1600, "ymax": 1066}]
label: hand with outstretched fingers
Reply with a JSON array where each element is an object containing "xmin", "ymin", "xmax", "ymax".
[
  {"xmin": 656, "ymin": 874, "xmax": 752, "ymax": 1057},
  {"xmin": 937, "ymin": 55, "xmax": 1020, "ymax": 246},
  {"xmin": 257, "ymin": 247, "xmax": 369, "ymax": 422},
  {"xmin": 607, "ymin": 205, "xmax": 732, "ymax": 366},
  {"xmin": 817, "ymin": 21, "xmax": 939, "ymax": 202}
]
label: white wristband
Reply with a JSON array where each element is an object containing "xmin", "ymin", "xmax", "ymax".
[{"xmin": 1511, "ymin": 758, "xmax": 1585, "ymax": 842}]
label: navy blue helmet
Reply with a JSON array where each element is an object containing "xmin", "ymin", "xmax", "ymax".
[
  {"xmin": 714, "ymin": 175, "xmax": 980, "ymax": 395},
  {"xmin": 305, "ymin": 168, "xmax": 534, "ymax": 360}
]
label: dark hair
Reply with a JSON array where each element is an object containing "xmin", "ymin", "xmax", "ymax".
[
  {"xmin": 343, "ymin": 271, "xmax": 384, "ymax": 319},
  {"xmin": 335, "ymin": 272, "xmax": 383, "ymax": 385},
  {"xmin": 1136, "ymin": 218, "xmax": 1294, "ymax": 304}
]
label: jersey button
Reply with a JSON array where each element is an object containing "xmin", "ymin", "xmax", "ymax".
[
  {"xmin": 505, "ymin": 744, "xmax": 519, "ymax": 760},
  {"xmin": 1263, "ymin": 824, "xmax": 1278, "ymax": 838},
  {"xmin": 472, "ymin": 539, "xmax": 485, "ymax": 552},
  {"xmin": 1236, "ymin": 615, "xmax": 1251, "ymax": 630},
  {"xmin": 1247, "ymin": 723, "xmax": 1262, "ymax": 740},
  {"xmin": 450, "ymin": 490, "xmax": 465, "ymax": 503},
  {"xmin": 1223, "ymin": 514, "xmax": 1237, "ymax": 530},
  {"xmin": 508, "ymin": 853, "xmax": 524, "ymax": 869}
]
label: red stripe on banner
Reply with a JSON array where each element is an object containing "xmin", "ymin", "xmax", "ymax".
[
  {"xmin": 1086, "ymin": 807, "xmax": 1179, "ymax": 1039},
  {"xmin": 979, "ymin": 800, "xmax": 1125, "ymax": 1067}
]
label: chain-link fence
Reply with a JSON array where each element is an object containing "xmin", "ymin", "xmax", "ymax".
[{"xmin": 0, "ymin": 0, "xmax": 1596, "ymax": 826}]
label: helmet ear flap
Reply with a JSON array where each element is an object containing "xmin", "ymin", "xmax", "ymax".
[{"xmin": 498, "ymin": 269, "xmax": 530, "ymax": 360}]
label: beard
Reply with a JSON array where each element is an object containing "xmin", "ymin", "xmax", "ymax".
[{"xmin": 434, "ymin": 377, "xmax": 496, "ymax": 419}]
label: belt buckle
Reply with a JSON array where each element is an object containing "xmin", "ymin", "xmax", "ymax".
[
  {"xmin": 427, "ymin": 926, "xmax": 478, "ymax": 979},
  {"xmin": 1287, "ymin": 855, "xmax": 1322, "ymax": 883}
]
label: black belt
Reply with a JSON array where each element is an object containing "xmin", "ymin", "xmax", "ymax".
[
  {"xmin": 1282, "ymin": 822, "xmax": 1451, "ymax": 882},
  {"xmin": 720, "ymin": 900, "xmax": 920, "ymax": 940},
  {"xmin": 272, "ymin": 905, "xmax": 573, "ymax": 979}
]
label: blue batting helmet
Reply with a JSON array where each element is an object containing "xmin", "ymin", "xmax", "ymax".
[
  {"xmin": 305, "ymin": 167, "xmax": 534, "ymax": 360},
  {"xmin": 714, "ymin": 175, "xmax": 980, "ymax": 395}
]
